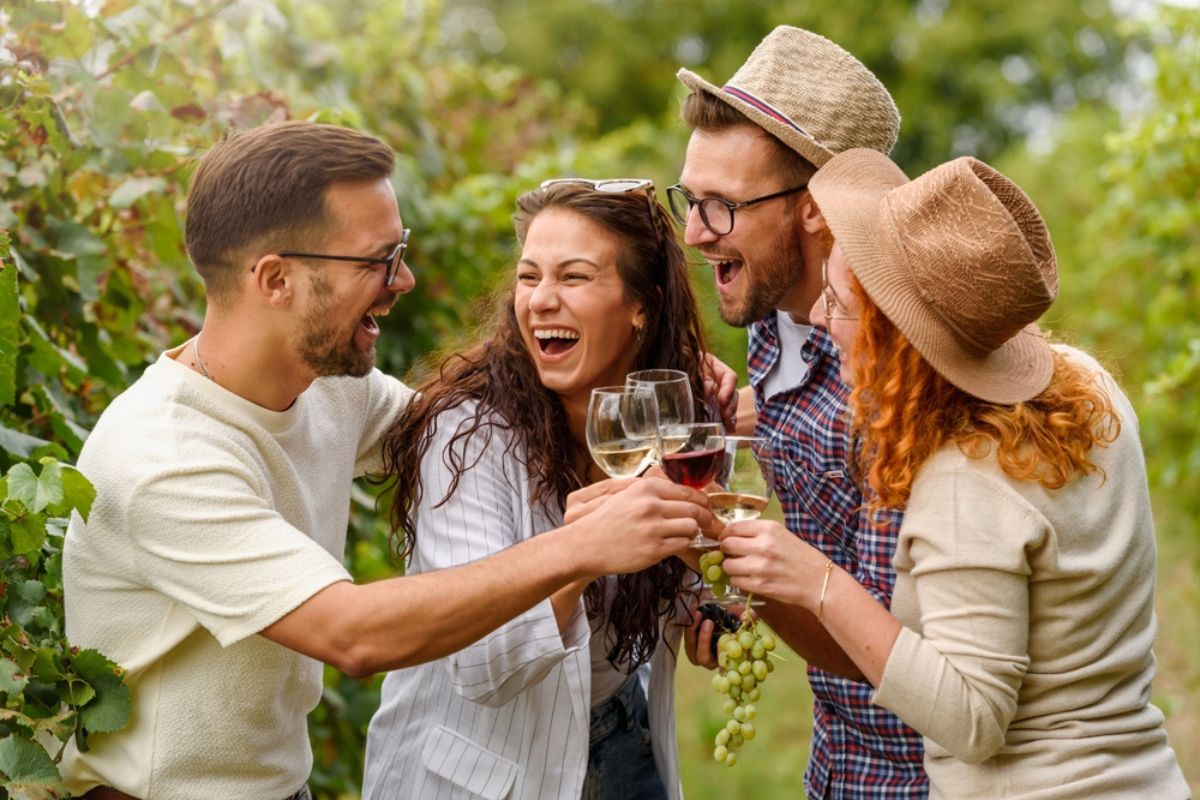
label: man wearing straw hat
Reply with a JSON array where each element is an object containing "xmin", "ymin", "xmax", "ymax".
[{"xmin": 668, "ymin": 27, "xmax": 927, "ymax": 798}]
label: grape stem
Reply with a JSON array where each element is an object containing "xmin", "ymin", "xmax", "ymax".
[{"xmin": 740, "ymin": 596, "xmax": 756, "ymax": 626}]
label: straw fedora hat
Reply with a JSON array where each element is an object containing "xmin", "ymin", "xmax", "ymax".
[
  {"xmin": 677, "ymin": 26, "xmax": 900, "ymax": 167},
  {"xmin": 809, "ymin": 149, "xmax": 1059, "ymax": 404}
]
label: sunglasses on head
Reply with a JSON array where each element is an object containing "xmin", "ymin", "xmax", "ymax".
[{"xmin": 539, "ymin": 178, "xmax": 654, "ymax": 194}]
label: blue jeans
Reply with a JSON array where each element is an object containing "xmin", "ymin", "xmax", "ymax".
[{"xmin": 582, "ymin": 673, "xmax": 668, "ymax": 800}]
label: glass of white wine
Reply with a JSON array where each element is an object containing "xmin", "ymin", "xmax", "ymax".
[
  {"xmin": 586, "ymin": 386, "xmax": 660, "ymax": 478},
  {"xmin": 705, "ymin": 436, "xmax": 776, "ymax": 607},
  {"xmin": 625, "ymin": 369, "xmax": 695, "ymax": 441}
]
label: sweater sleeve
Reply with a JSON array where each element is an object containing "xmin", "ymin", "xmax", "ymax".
[
  {"xmin": 412, "ymin": 405, "xmax": 588, "ymax": 708},
  {"xmin": 872, "ymin": 467, "xmax": 1046, "ymax": 764}
]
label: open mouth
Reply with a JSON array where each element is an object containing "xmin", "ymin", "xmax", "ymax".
[
  {"xmin": 715, "ymin": 258, "xmax": 743, "ymax": 287},
  {"xmin": 359, "ymin": 299, "xmax": 394, "ymax": 335},
  {"xmin": 533, "ymin": 327, "xmax": 580, "ymax": 356}
]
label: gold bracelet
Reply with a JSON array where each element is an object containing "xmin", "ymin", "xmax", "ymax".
[{"xmin": 817, "ymin": 559, "xmax": 835, "ymax": 621}]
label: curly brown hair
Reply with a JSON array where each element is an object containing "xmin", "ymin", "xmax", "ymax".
[
  {"xmin": 845, "ymin": 275, "xmax": 1120, "ymax": 514},
  {"xmin": 379, "ymin": 182, "xmax": 711, "ymax": 671}
]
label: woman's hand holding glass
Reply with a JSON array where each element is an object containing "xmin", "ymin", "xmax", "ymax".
[
  {"xmin": 701, "ymin": 436, "xmax": 776, "ymax": 606},
  {"xmin": 717, "ymin": 518, "xmax": 831, "ymax": 611}
]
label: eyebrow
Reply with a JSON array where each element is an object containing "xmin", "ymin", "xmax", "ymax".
[{"xmin": 518, "ymin": 257, "xmax": 603, "ymax": 270}]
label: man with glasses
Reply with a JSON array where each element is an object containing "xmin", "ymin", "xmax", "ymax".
[
  {"xmin": 61, "ymin": 121, "xmax": 713, "ymax": 800},
  {"xmin": 674, "ymin": 27, "xmax": 929, "ymax": 798}
]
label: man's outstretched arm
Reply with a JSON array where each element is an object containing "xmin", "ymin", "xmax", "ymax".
[{"xmin": 261, "ymin": 477, "xmax": 714, "ymax": 677}]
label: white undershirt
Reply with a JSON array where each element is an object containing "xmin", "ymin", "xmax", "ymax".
[
  {"xmin": 588, "ymin": 577, "xmax": 631, "ymax": 706},
  {"xmin": 761, "ymin": 309, "xmax": 812, "ymax": 399}
]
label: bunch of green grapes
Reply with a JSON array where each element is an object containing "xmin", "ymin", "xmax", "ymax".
[
  {"xmin": 698, "ymin": 549, "xmax": 730, "ymax": 597},
  {"xmin": 708, "ymin": 615, "xmax": 777, "ymax": 766}
]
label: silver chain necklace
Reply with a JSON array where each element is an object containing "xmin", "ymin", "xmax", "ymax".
[{"xmin": 192, "ymin": 333, "xmax": 213, "ymax": 381}]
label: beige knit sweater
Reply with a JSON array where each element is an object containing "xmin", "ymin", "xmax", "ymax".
[{"xmin": 873, "ymin": 346, "xmax": 1188, "ymax": 799}]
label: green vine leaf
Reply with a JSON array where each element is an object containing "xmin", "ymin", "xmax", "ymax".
[
  {"xmin": 0, "ymin": 737, "xmax": 68, "ymax": 799},
  {"xmin": 0, "ymin": 656, "xmax": 30, "ymax": 695},
  {"xmin": 0, "ymin": 424, "xmax": 55, "ymax": 460},
  {"xmin": 70, "ymin": 649, "xmax": 132, "ymax": 738},
  {"xmin": 49, "ymin": 464, "xmax": 96, "ymax": 523},
  {"xmin": 6, "ymin": 463, "xmax": 65, "ymax": 515},
  {"xmin": 7, "ymin": 580, "xmax": 49, "ymax": 628},
  {"xmin": 10, "ymin": 513, "xmax": 48, "ymax": 555}
]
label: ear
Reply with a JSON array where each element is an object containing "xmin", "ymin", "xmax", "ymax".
[
  {"xmin": 249, "ymin": 254, "xmax": 297, "ymax": 308},
  {"xmin": 797, "ymin": 192, "xmax": 829, "ymax": 235},
  {"xmin": 627, "ymin": 299, "xmax": 646, "ymax": 333}
]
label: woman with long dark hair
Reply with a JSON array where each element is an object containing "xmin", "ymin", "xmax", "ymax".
[
  {"xmin": 719, "ymin": 150, "xmax": 1188, "ymax": 798},
  {"xmin": 362, "ymin": 180, "xmax": 717, "ymax": 800}
]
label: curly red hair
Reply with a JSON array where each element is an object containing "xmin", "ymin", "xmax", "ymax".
[{"xmin": 845, "ymin": 276, "xmax": 1121, "ymax": 512}]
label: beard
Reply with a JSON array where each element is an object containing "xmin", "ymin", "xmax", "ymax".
[
  {"xmin": 297, "ymin": 273, "xmax": 376, "ymax": 378},
  {"xmin": 719, "ymin": 225, "xmax": 806, "ymax": 328}
]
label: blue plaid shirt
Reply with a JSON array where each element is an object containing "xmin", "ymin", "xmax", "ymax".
[{"xmin": 749, "ymin": 315, "xmax": 927, "ymax": 799}]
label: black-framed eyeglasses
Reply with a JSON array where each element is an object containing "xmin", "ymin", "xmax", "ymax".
[
  {"xmin": 666, "ymin": 183, "xmax": 807, "ymax": 236},
  {"xmin": 275, "ymin": 228, "xmax": 410, "ymax": 285},
  {"xmin": 821, "ymin": 258, "xmax": 858, "ymax": 323},
  {"xmin": 540, "ymin": 178, "xmax": 654, "ymax": 194}
]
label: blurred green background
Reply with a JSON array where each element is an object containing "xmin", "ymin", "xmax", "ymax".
[{"xmin": 1, "ymin": 1, "xmax": 1196, "ymax": 797}]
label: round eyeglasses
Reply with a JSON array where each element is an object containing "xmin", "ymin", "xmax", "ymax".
[
  {"xmin": 275, "ymin": 228, "xmax": 410, "ymax": 286},
  {"xmin": 666, "ymin": 183, "xmax": 807, "ymax": 236}
]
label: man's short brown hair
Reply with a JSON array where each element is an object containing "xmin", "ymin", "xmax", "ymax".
[
  {"xmin": 184, "ymin": 121, "xmax": 395, "ymax": 302},
  {"xmin": 680, "ymin": 90, "xmax": 816, "ymax": 188}
]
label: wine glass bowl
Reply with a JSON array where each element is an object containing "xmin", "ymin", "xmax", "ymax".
[
  {"xmin": 625, "ymin": 369, "xmax": 695, "ymax": 432},
  {"xmin": 656, "ymin": 422, "xmax": 725, "ymax": 547},
  {"xmin": 707, "ymin": 436, "xmax": 776, "ymax": 607},
  {"xmin": 586, "ymin": 386, "xmax": 660, "ymax": 478},
  {"xmin": 658, "ymin": 422, "xmax": 726, "ymax": 490}
]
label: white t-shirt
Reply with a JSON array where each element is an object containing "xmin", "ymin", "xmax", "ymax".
[
  {"xmin": 761, "ymin": 309, "xmax": 812, "ymax": 399},
  {"xmin": 61, "ymin": 343, "xmax": 412, "ymax": 800}
]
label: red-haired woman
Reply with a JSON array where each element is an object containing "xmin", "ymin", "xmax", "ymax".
[{"xmin": 719, "ymin": 150, "xmax": 1189, "ymax": 799}]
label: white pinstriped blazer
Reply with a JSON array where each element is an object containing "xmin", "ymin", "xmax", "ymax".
[{"xmin": 362, "ymin": 403, "xmax": 684, "ymax": 800}]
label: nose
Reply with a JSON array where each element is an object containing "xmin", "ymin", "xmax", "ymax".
[
  {"xmin": 388, "ymin": 259, "xmax": 415, "ymax": 294},
  {"xmin": 808, "ymin": 296, "xmax": 827, "ymax": 331},
  {"xmin": 528, "ymin": 278, "xmax": 560, "ymax": 313},
  {"xmin": 682, "ymin": 205, "xmax": 718, "ymax": 248}
]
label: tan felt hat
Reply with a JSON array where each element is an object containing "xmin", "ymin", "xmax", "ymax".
[
  {"xmin": 677, "ymin": 26, "xmax": 900, "ymax": 166},
  {"xmin": 810, "ymin": 149, "xmax": 1058, "ymax": 404}
]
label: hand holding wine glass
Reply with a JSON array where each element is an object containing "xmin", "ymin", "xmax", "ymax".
[{"xmin": 701, "ymin": 436, "xmax": 775, "ymax": 607}]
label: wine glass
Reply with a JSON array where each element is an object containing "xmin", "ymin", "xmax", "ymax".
[
  {"xmin": 706, "ymin": 436, "xmax": 776, "ymax": 607},
  {"xmin": 625, "ymin": 369, "xmax": 695, "ymax": 437},
  {"xmin": 586, "ymin": 386, "xmax": 660, "ymax": 478},
  {"xmin": 657, "ymin": 421, "xmax": 725, "ymax": 547}
]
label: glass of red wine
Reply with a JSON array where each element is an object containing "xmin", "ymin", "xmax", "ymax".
[{"xmin": 657, "ymin": 421, "xmax": 726, "ymax": 547}]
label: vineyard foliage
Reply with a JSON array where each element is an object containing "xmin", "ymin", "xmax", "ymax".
[{"xmin": 1, "ymin": 1, "xmax": 1196, "ymax": 797}]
